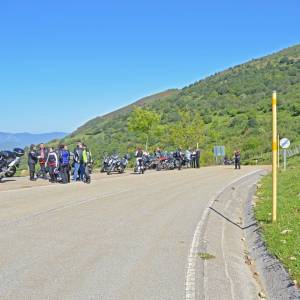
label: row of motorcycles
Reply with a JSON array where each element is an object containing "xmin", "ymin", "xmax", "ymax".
[
  {"xmin": 100, "ymin": 152, "xmax": 191, "ymax": 175},
  {"xmin": 0, "ymin": 148, "xmax": 25, "ymax": 181}
]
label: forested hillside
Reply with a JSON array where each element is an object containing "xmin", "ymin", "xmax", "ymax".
[{"xmin": 59, "ymin": 45, "xmax": 300, "ymax": 165}]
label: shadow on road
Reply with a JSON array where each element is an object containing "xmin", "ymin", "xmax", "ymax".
[{"xmin": 209, "ymin": 206, "xmax": 257, "ymax": 230}]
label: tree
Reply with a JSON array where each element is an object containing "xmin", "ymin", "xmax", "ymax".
[
  {"xmin": 127, "ymin": 107, "xmax": 161, "ymax": 150},
  {"xmin": 167, "ymin": 111, "xmax": 205, "ymax": 149}
]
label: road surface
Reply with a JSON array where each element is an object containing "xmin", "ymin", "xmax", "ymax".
[{"xmin": 0, "ymin": 166, "xmax": 267, "ymax": 299}]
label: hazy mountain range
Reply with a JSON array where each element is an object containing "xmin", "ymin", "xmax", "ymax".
[{"xmin": 0, "ymin": 132, "xmax": 68, "ymax": 150}]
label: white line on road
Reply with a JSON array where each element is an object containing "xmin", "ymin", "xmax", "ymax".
[{"xmin": 185, "ymin": 170, "xmax": 263, "ymax": 300}]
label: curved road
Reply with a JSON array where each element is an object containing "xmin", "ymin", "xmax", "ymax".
[{"xmin": 0, "ymin": 166, "xmax": 266, "ymax": 299}]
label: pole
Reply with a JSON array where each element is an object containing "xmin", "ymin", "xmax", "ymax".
[
  {"xmin": 272, "ymin": 91, "xmax": 277, "ymax": 223},
  {"xmin": 283, "ymin": 149, "xmax": 287, "ymax": 171},
  {"xmin": 277, "ymin": 134, "xmax": 280, "ymax": 168}
]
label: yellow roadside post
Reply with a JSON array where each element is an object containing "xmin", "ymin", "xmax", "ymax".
[
  {"xmin": 272, "ymin": 91, "xmax": 277, "ymax": 222},
  {"xmin": 277, "ymin": 134, "xmax": 280, "ymax": 168}
]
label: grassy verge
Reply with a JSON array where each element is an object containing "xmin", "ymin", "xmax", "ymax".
[{"xmin": 255, "ymin": 156, "xmax": 300, "ymax": 284}]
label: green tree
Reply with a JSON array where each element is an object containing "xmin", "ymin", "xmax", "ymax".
[
  {"xmin": 167, "ymin": 111, "xmax": 205, "ymax": 149},
  {"xmin": 127, "ymin": 107, "xmax": 161, "ymax": 150}
]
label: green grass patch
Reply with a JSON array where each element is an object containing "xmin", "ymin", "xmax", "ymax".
[
  {"xmin": 198, "ymin": 252, "xmax": 216, "ymax": 260},
  {"xmin": 255, "ymin": 156, "xmax": 300, "ymax": 283}
]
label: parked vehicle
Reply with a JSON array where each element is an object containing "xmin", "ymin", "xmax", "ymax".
[
  {"xmin": 134, "ymin": 156, "xmax": 145, "ymax": 174},
  {"xmin": 223, "ymin": 157, "xmax": 234, "ymax": 165},
  {"xmin": 100, "ymin": 155, "xmax": 111, "ymax": 173},
  {"xmin": 0, "ymin": 148, "xmax": 25, "ymax": 181},
  {"xmin": 107, "ymin": 154, "xmax": 130, "ymax": 175}
]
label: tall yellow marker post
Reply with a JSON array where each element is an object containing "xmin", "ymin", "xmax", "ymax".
[
  {"xmin": 272, "ymin": 91, "xmax": 277, "ymax": 222},
  {"xmin": 277, "ymin": 134, "xmax": 280, "ymax": 168}
]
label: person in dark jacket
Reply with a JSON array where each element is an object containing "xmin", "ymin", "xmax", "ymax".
[
  {"xmin": 28, "ymin": 144, "xmax": 38, "ymax": 181},
  {"xmin": 173, "ymin": 148, "xmax": 183, "ymax": 170},
  {"xmin": 234, "ymin": 149, "xmax": 241, "ymax": 169},
  {"xmin": 58, "ymin": 144, "xmax": 70, "ymax": 184},
  {"xmin": 37, "ymin": 143, "xmax": 48, "ymax": 179},
  {"xmin": 73, "ymin": 142, "xmax": 83, "ymax": 181},
  {"xmin": 191, "ymin": 150, "xmax": 197, "ymax": 168},
  {"xmin": 196, "ymin": 149, "xmax": 200, "ymax": 168}
]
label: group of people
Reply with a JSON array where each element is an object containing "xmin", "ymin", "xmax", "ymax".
[
  {"xmin": 183, "ymin": 148, "xmax": 201, "ymax": 168},
  {"xmin": 27, "ymin": 142, "xmax": 92, "ymax": 184}
]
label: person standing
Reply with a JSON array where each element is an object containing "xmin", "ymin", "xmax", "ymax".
[
  {"xmin": 58, "ymin": 144, "xmax": 70, "ymax": 184},
  {"xmin": 234, "ymin": 149, "xmax": 241, "ymax": 169},
  {"xmin": 173, "ymin": 148, "xmax": 183, "ymax": 170},
  {"xmin": 64, "ymin": 145, "xmax": 71, "ymax": 183},
  {"xmin": 185, "ymin": 148, "xmax": 192, "ymax": 168},
  {"xmin": 73, "ymin": 142, "xmax": 83, "ymax": 181},
  {"xmin": 135, "ymin": 147, "xmax": 144, "ymax": 174},
  {"xmin": 37, "ymin": 143, "xmax": 48, "ymax": 179},
  {"xmin": 28, "ymin": 144, "xmax": 38, "ymax": 181},
  {"xmin": 46, "ymin": 147, "xmax": 59, "ymax": 183},
  {"xmin": 82, "ymin": 144, "xmax": 91, "ymax": 183},
  {"xmin": 196, "ymin": 149, "xmax": 200, "ymax": 168},
  {"xmin": 191, "ymin": 150, "xmax": 197, "ymax": 168}
]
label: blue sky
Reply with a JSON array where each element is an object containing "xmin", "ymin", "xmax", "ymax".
[{"xmin": 0, "ymin": 0, "xmax": 299, "ymax": 133}]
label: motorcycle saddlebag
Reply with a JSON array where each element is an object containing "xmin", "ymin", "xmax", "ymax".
[
  {"xmin": 13, "ymin": 148, "xmax": 25, "ymax": 157},
  {"xmin": 0, "ymin": 151, "xmax": 15, "ymax": 159}
]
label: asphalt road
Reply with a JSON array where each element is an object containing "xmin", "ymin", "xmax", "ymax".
[{"xmin": 0, "ymin": 166, "xmax": 266, "ymax": 300}]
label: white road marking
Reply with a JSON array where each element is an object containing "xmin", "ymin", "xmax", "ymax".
[{"xmin": 185, "ymin": 170, "xmax": 263, "ymax": 300}]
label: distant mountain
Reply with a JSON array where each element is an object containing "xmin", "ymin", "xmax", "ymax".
[{"xmin": 0, "ymin": 132, "xmax": 68, "ymax": 150}]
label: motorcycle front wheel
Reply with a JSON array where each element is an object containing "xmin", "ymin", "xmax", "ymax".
[{"xmin": 5, "ymin": 166, "xmax": 17, "ymax": 177}]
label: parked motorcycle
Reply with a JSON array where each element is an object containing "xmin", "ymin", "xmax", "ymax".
[
  {"xmin": 0, "ymin": 148, "xmax": 25, "ymax": 181},
  {"xmin": 100, "ymin": 155, "xmax": 111, "ymax": 173},
  {"xmin": 134, "ymin": 156, "xmax": 145, "ymax": 174},
  {"xmin": 223, "ymin": 157, "xmax": 234, "ymax": 165},
  {"xmin": 106, "ymin": 154, "xmax": 130, "ymax": 175}
]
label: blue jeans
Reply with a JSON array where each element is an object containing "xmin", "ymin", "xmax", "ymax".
[
  {"xmin": 73, "ymin": 162, "xmax": 80, "ymax": 181},
  {"xmin": 79, "ymin": 164, "xmax": 85, "ymax": 181}
]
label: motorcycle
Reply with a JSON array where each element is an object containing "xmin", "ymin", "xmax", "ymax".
[
  {"xmin": 0, "ymin": 148, "xmax": 25, "ymax": 181},
  {"xmin": 156, "ymin": 152, "xmax": 178, "ymax": 171},
  {"xmin": 100, "ymin": 155, "xmax": 111, "ymax": 173},
  {"xmin": 143, "ymin": 155, "xmax": 156, "ymax": 170},
  {"xmin": 107, "ymin": 154, "xmax": 130, "ymax": 175},
  {"xmin": 134, "ymin": 156, "xmax": 145, "ymax": 174},
  {"xmin": 224, "ymin": 157, "xmax": 234, "ymax": 165}
]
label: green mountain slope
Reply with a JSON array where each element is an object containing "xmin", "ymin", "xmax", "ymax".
[{"xmin": 61, "ymin": 45, "xmax": 300, "ymax": 164}]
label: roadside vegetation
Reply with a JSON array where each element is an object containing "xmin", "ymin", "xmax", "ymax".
[{"xmin": 255, "ymin": 155, "xmax": 300, "ymax": 284}]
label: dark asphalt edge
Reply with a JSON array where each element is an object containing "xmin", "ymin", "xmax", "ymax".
[{"xmin": 244, "ymin": 171, "xmax": 300, "ymax": 300}]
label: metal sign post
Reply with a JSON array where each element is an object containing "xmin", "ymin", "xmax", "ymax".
[
  {"xmin": 213, "ymin": 146, "xmax": 226, "ymax": 165},
  {"xmin": 272, "ymin": 91, "xmax": 277, "ymax": 223},
  {"xmin": 280, "ymin": 137, "xmax": 290, "ymax": 171}
]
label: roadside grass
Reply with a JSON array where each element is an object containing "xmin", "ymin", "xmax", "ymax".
[
  {"xmin": 255, "ymin": 156, "xmax": 300, "ymax": 284},
  {"xmin": 198, "ymin": 252, "xmax": 216, "ymax": 260}
]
